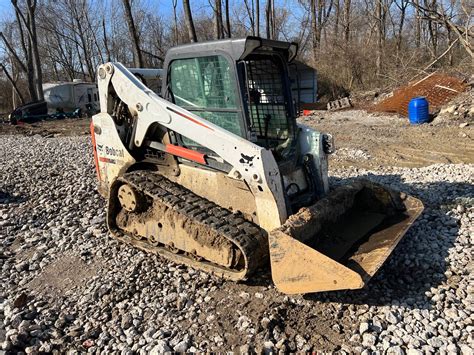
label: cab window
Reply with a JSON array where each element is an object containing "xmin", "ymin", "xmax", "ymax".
[{"xmin": 169, "ymin": 55, "xmax": 242, "ymax": 137}]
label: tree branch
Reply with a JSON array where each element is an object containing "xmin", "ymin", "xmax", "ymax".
[
  {"xmin": 0, "ymin": 63, "xmax": 25, "ymax": 104},
  {"xmin": 0, "ymin": 32, "xmax": 27, "ymax": 72}
]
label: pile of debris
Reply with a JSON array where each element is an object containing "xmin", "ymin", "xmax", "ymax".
[
  {"xmin": 370, "ymin": 73, "xmax": 468, "ymax": 117},
  {"xmin": 434, "ymin": 86, "xmax": 474, "ymax": 125}
]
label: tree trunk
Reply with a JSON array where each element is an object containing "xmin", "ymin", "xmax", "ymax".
[
  {"xmin": 256, "ymin": 0, "xmax": 260, "ymax": 37},
  {"xmin": 172, "ymin": 0, "xmax": 179, "ymax": 44},
  {"xmin": 334, "ymin": 0, "xmax": 340, "ymax": 37},
  {"xmin": 26, "ymin": 39, "xmax": 37, "ymax": 102},
  {"xmin": 424, "ymin": 0, "xmax": 438, "ymax": 58},
  {"xmin": 26, "ymin": 0, "xmax": 43, "ymax": 101},
  {"xmin": 396, "ymin": 0, "xmax": 407, "ymax": 53},
  {"xmin": 266, "ymin": 0, "xmax": 272, "ymax": 39},
  {"xmin": 225, "ymin": 0, "xmax": 231, "ymax": 38},
  {"xmin": 310, "ymin": 0, "xmax": 320, "ymax": 59},
  {"xmin": 375, "ymin": 0, "xmax": 383, "ymax": 77},
  {"xmin": 121, "ymin": 0, "xmax": 144, "ymax": 67},
  {"xmin": 102, "ymin": 18, "xmax": 112, "ymax": 62},
  {"xmin": 214, "ymin": 0, "xmax": 224, "ymax": 39},
  {"xmin": 343, "ymin": 0, "xmax": 351, "ymax": 42},
  {"xmin": 271, "ymin": 0, "xmax": 276, "ymax": 38},
  {"xmin": 447, "ymin": 27, "xmax": 454, "ymax": 66},
  {"xmin": 414, "ymin": 0, "xmax": 421, "ymax": 48},
  {"xmin": 183, "ymin": 0, "xmax": 198, "ymax": 42}
]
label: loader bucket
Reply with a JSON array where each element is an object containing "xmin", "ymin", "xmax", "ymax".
[{"xmin": 269, "ymin": 180, "xmax": 423, "ymax": 294}]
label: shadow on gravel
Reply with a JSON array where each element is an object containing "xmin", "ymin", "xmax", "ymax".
[
  {"xmin": 0, "ymin": 190, "xmax": 28, "ymax": 204},
  {"xmin": 299, "ymin": 174, "xmax": 473, "ymax": 309}
]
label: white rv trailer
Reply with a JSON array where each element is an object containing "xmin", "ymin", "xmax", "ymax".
[{"xmin": 43, "ymin": 79, "xmax": 99, "ymax": 113}]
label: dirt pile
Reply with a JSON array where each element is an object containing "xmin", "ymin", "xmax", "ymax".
[{"xmin": 370, "ymin": 74, "xmax": 468, "ymax": 116}]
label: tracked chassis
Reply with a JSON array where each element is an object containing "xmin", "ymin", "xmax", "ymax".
[{"xmin": 107, "ymin": 171, "xmax": 269, "ymax": 280}]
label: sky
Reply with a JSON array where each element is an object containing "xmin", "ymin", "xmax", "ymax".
[
  {"xmin": 0, "ymin": 0, "xmax": 13, "ymax": 18},
  {"xmin": 0, "ymin": 0, "xmax": 305, "ymax": 27}
]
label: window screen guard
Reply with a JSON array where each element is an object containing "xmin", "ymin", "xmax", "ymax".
[{"xmin": 245, "ymin": 56, "xmax": 292, "ymax": 150}]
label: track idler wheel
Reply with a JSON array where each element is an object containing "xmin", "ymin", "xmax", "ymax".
[{"xmin": 118, "ymin": 184, "xmax": 145, "ymax": 212}]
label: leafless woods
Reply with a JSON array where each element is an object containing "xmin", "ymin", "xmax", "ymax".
[{"xmin": 0, "ymin": 0, "xmax": 472, "ymax": 110}]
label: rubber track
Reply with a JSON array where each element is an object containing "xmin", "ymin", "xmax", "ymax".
[{"xmin": 108, "ymin": 170, "xmax": 269, "ymax": 280}]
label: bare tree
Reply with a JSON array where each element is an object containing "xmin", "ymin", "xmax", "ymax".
[
  {"xmin": 121, "ymin": 0, "xmax": 144, "ymax": 67},
  {"xmin": 213, "ymin": 0, "xmax": 224, "ymax": 39},
  {"xmin": 310, "ymin": 0, "xmax": 333, "ymax": 53},
  {"xmin": 1, "ymin": 22, "xmax": 36, "ymax": 101},
  {"xmin": 411, "ymin": 0, "xmax": 473, "ymax": 58},
  {"xmin": 70, "ymin": 0, "xmax": 96, "ymax": 79},
  {"xmin": 11, "ymin": 0, "xmax": 43, "ymax": 101},
  {"xmin": 1, "ymin": 0, "xmax": 472, "ymax": 106},
  {"xmin": 183, "ymin": 0, "xmax": 198, "ymax": 42}
]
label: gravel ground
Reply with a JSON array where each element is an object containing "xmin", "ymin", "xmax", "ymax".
[{"xmin": 1, "ymin": 135, "xmax": 473, "ymax": 354}]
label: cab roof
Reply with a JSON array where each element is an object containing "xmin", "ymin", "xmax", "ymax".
[{"xmin": 164, "ymin": 36, "xmax": 298, "ymax": 64}]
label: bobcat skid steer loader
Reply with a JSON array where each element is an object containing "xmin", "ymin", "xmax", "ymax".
[{"xmin": 90, "ymin": 37, "xmax": 423, "ymax": 294}]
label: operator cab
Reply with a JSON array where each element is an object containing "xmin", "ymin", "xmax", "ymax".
[
  {"xmin": 161, "ymin": 37, "xmax": 328, "ymax": 212},
  {"xmin": 162, "ymin": 36, "xmax": 298, "ymax": 162}
]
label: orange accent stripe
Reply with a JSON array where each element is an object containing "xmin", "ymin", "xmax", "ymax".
[
  {"xmin": 99, "ymin": 157, "xmax": 115, "ymax": 163},
  {"xmin": 166, "ymin": 144, "xmax": 207, "ymax": 165},
  {"xmin": 167, "ymin": 107, "xmax": 214, "ymax": 131},
  {"xmin": 90, "ymin": 121, "xmax": 101, "ymax": 181}
]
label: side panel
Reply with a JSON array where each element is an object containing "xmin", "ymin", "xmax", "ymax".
[
  {"xmin": 297, "ymin": 124, "xmax": 329, "ymax": 196},
  {"xmin": 92, "ymin": 112, "xmax": 136, "ymax": 196}
]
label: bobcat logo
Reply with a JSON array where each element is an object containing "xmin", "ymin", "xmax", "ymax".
[{"xmin": 239, "ymin": 153, "xmax": 255, "ymax": 167}]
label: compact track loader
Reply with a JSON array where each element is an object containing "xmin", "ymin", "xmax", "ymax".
[{"xmin": 91, "ymin": 37, "xmax": 423, "ymax": 294}]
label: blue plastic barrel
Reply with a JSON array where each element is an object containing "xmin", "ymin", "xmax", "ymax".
[{"xmin": 408, "ymin": 97, "xmax": 429, "ymax": 124}]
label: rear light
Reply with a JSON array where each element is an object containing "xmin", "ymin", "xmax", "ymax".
[{"xmin": 322, "ymin": 134, "xmax": 335, "ymax": 154}]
